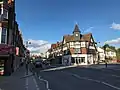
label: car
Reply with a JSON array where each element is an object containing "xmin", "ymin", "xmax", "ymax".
[{"xmin": 33, "ymin": 59, "xmax": 43, "ymax": 68}]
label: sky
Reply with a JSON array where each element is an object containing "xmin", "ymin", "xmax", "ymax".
[{"xmin": 15, "ymin": 0, "xmax": 120, "ymax": 53}]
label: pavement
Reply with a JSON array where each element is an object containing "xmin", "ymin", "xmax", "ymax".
[
  {"xmin": 34, "ymin": 64, "xmax": 120, "ymax": 90},
  {"xmin": 0, "ymin": 65, "xmax": 43, "ymax": 90}
]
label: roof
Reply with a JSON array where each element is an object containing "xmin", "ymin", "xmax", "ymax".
[
  {"xmin": 73, "ymin": 24, "xmax": 80, "ymax": 33},
  {"xmin": 97, "ymin": 47, "xmax": 104, "ymax": 53},
  {"xmin": 51, "ymin": 44, "xmax": 56, "ymax": 49},
  {"xmin": 64, "ymin": 35, "xmax": 74, "ymax": 42},
  {"xmin": 63, "ymin": 33, "xmax": 92, "ymax": 42},
  {"xmin": 81, "ymin": 33, "xmax": 92, "ymax": 41}
]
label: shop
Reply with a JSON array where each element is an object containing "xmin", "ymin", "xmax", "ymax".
[{"xmin": 0, "ymin": 44, "xmax": 15, "ymax": 76}]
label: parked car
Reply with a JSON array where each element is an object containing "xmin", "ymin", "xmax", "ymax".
[{"xmin": 33, "ymin": 59, "xmax": 43, "ymax": 68}]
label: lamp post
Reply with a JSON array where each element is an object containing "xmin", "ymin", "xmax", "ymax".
[
  {"xmin": 25, "ymin": 40, "xmax": 31, "ymax": 75},
  {"xmin": 103, "ymin": 43, "xmax": 107, "ymax": 68},
  {"xmin": 95, "ymin": 42, "xmax": 100, "ymax": 64}
]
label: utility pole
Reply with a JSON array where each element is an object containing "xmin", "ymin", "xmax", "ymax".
[
  {"xmin": 96, "ymin": 42, "xmax": 100, "ymax": 64},
  {"xmin": 103, "ymin": 44, "xmax": 107, "ymax": 68},
  {"xmin": 25, "ymin": 41, "xmax": 31, "ymax": 75}
]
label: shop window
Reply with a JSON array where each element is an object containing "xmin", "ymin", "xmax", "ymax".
[
  {"xmin": 81, "ymin": 57, "xmax": 85, "ymax": 63},
  {"xmin": 71, "ymin": 57, "xmax": 75, "ymax": 63}
]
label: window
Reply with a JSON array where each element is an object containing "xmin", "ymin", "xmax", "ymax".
[
  {"xmin": 3, "ymin": 9, "xmax": 8, "ymax": 19},
  {"xmin": 74, "ymin": 48, "xmax": 81, "ymax": 53},
  {"xmin": 81, "ymin": 57, "xmax": 85, "ymax": 63},
  {"xmin": 70, "ymin": 42, "xmax": 74, "ymax": 47},
  {"xmin": 81, "ymin": 42, "xmax": 85, "ymax": 47},
  {"xmin": 1, "ymin": 28, "xmax": 7, "ymax": 44},
  {"xmin": 70, "ymin": 42, "xmax": 74, "ymax": 45}
]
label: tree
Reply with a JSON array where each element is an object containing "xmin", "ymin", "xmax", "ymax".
[
  {"xmin": 102, "ymin": 44, "xmax": 109, "ymax": 50},
  {"xmin": 116, "ymin": 48, "xmax": 120, "ymax": 60}
]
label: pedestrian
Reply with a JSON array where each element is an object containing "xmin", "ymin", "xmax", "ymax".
[{"xmin": 105, "ymin": 61, "xmax": 107, "ymax": 68}]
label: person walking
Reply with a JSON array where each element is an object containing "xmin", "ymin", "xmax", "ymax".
[{"xmin": 105, "ymin": 60, "xmax": 107, "ymax": 68}]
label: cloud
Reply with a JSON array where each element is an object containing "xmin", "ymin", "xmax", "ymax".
[
  {"xmin": 84, "ymin": 27, "xmax": 94, "ymax": 33},
  {"xmin": 105, "ymin": 38, "xmax": 120, "ymax": 44},
  {"xmin": 25, "ymin": 39, "xmax": 51, "ymax": 54},
  {"xmin": 110, "ymin": 22, "xmax": 120, "ymax": 30}
]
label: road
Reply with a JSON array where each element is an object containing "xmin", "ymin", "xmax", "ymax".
[{"xmin": 34, "ymin": 65, "xmax": 120, "ymax": 90}]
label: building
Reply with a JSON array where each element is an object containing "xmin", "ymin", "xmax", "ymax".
[
  {"xmin": 48, "ymin": 24, "xmax": 98, "ymax": 65},
  {"xmin": 0, "ymin": 0, "xmax": 25, "ymax": 76},
  {"xmin": 105, "ymin": 48, "xmax": 116, "ymax": 60},
  {"xmin": 97, "ymin": 47, "xmax": 105, "ymax": 61},
  {"xmin": 97, "ymin": 47, "xmax": 117, "ymax": 63}
]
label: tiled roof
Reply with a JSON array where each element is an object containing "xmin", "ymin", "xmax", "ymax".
[
  {"xmin": 51, "ymin": 44, "xmax": 56, "ymax": 49},
  {"xmin": 73, "ymin": 24, "xmax": 80, "ymax": 33},
  {"xmin": 81, "ymin": 33, "xmax": 92, "ymax": 41},
  {"xmin": 64, "ymin": 35, "xmax": 74, "ymax": 42},
  {"xmin": 63, "ymin": 33, "xmax": 92, "ymax": 42}
]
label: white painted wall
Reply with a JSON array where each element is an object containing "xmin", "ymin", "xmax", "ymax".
[
  {"xmin": 46, "ymin": 51, "xmax": 50, "ymax": 58},
  {"xmin": 106, "ymin": 51, "xmax": 116, "ymax": 57},
  {"xmin": 63, "ymin": 47, "xmax": 67, "ymax": 51},
  {"xmin": 81, "ymin": 42, "xmax": 85, "ymax": 47},
  {"xmin": 89, "ymin": 46, "xmax": 95, "ymax": 49}
]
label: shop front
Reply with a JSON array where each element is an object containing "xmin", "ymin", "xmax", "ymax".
[{"xmin": 0, "ymin": 44, "xmax": 15, "ymax": 76}]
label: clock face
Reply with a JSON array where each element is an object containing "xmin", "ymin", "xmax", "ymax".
[{"xmin": 76, "ymin": 34, "xmax": 78, "ymax": 36}]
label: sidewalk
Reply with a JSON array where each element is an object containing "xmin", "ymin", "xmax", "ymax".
[
  {"xmin": 0, "ymin": 65, "xmax": 40, "ymax": 90},
  {"xmin": 84, "ymin": 64, "xmax": 120, "ymax": 70}
]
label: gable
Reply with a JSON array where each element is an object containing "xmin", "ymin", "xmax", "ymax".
[
  {"xmin": 63, "ymin": 38, "xmax": 66, "ymax": 44},
  {"xmin": 91, "ymin": 38, "xmax": 93, "ymax": 42},
  {"xmin": 88, "ymin": 35, "xmax": 97, "ymax": 52}
]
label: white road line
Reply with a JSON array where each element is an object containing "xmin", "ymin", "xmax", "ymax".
[
  {"xmin": 32, "ymin": 76, "xmax": 40, "ymax": 90},
  {"xmin": 40, "ymin": 65, "xmax": 77, "ymax": 72},
  {"xmin": 25, "ymin": 78, "xmax": 28, "ymax": 90},
  {"xmin": 39, "ymin": 76, "xmax": 51, "ymax": 90},
  {"xmin": 102, "ymin": 82, "xmax": 120, "ymax": 90},
  {"xmin": 62, "ymin": 71, "xmax": 120, "ymax": 90},
  {"xmin": 112, "ymin": 75, "xmax": 120, "ymax": 78}
]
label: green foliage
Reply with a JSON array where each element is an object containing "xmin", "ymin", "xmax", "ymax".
[{"xmin": 116, "ymin": 48, "xmax": 120, "ymax": 60}]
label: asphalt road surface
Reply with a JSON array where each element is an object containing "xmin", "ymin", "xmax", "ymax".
[{"xmin": 34, "ymin": 65, "xmax": 120, "ymax": 90}]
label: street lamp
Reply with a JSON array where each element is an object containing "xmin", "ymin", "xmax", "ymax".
[
  {"xmin": 95, "ymin": 42, "xmax": 100, "ymax": 64},
  {"xmin": 103, "ymin": 43, "xmax": 107, "ymax": 68},
  {"xmin": 25, "ymin": 40, "xmax": 31, "ymax": 75}
]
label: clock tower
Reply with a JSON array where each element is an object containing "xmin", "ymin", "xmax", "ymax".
[{"xmin": 73, "ymin": 24, "xmax": 81, "ymax": 41}]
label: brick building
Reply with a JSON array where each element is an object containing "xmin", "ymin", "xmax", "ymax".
[
  {"xmin": 47, "ymin": 24, "xmax": 98, "ymax": 65},
  {"xmin": 0, "ymin": 0, "xmax": 25, "ymax": 75}
]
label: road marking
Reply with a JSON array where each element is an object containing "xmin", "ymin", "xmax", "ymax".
[
  {"xmin": 40, "ymin": 65, "xmax": 77, "ymax": 72},
  {"xmin": 102, "ymin": 82, "xmax": 120, "ymax": 90},
  {"xmin": 25, "ymin": 78, "xmax": 28, "ymax": 90},
  {"xmin": 39, "ymin": 76, "xmax": 51, "ymax": 90},
  {"xmin": 112, "ymin": 75, "xmax": 120, "ymax": 78},
  {"xmin": 32, "ymin": 76, "xmax": 40, "ymax": 90},
  {"xmin": 62, "ymin": 71, "xmax": 120, "ymax": 90}
]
